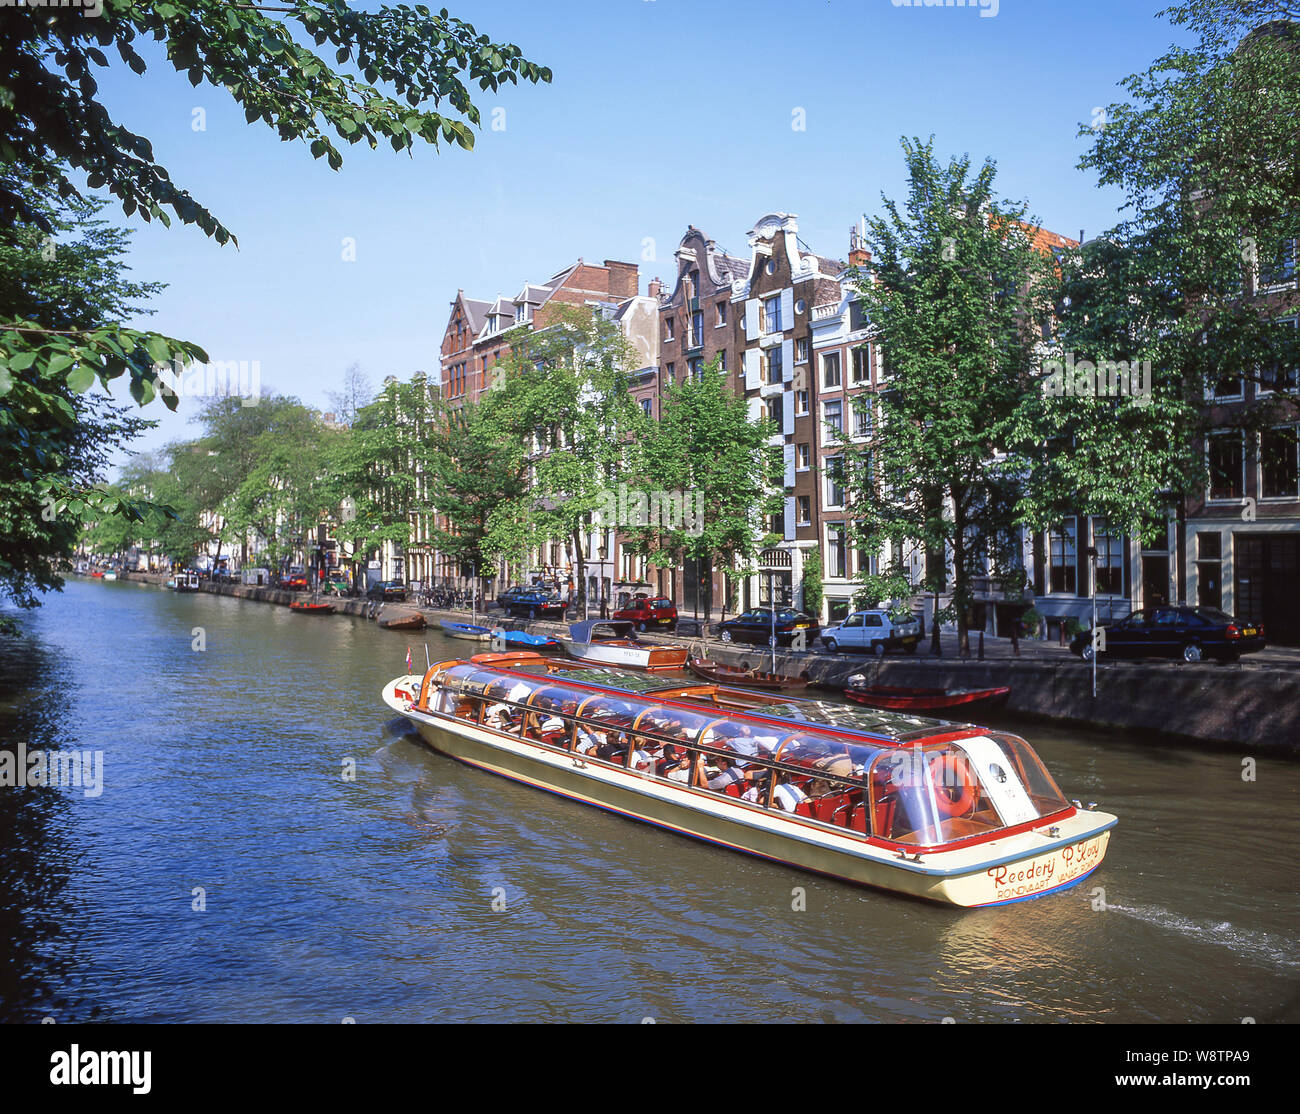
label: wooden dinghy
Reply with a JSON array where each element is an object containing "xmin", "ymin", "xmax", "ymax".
[
  {"xmin": 687, "ymin": 658, "xmax": 809, "ymax": 693},
  {"xmin": 290, "ymin": 600, "xmax": 335, "ymax": 615},
  {"xmin": 844, "ymin": 682, "xmax": 1010, "ymax": 715},
  {"xmin": 379, "ymin": 612, "xmax": 427, "ymax": 631}
]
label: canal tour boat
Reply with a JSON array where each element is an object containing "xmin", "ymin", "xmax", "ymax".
[
  {"xmin": 559, "ymin": 620, "xmax": 689, "ymax": 672},
  {"xmin": 382, "ymin": 652, "xmax": 1116, "ymax": 907}
]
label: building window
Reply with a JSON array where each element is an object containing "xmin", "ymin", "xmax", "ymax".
[
  {"xmin": 690, "ymin": 311, "xmax": 703, "ymax": 347},
  {"xmin": 851, "ymin": 346, "xmax": 870, "ymax": 383},
  {"xmin": 762, "ymin": 294, "xmax": 782, "ymax": 334},
  {"xmin": 795, "ymin": 390, "xmax": 809, "ymax": 416},
  {"xmin": 796, "ymin": 337, "xmax": 809, "ymax": 364},
  {"xmin": 827, "ymin": 524, "xmax": 847, "ymax": 579},
  {"xmin": 822, "ymin": 352, "xmax": 841, "ymax": 389},
  {"xmin": 717, "ymin": 350, "xmax": 727, "ymax": 373},
  {"xmin": 688, "ymin": 356, "xmax": 703, "ymax": 381},
  {"xmin": 664, "ymin": 319, "xmax": 675, "ymax": 342},
  {"xmin": 1049, "ymin": 520, "xmax": 1077, "ymax": 594},
  {"xmin": 849, "ymin": 300, "xmax": 868, "ymax": 332},
  {"xmin": 766, "ymin": 345, "xmax": 784, "ymax": 384},
  {"xmin": 796, "ymin": 443, "xmax": 810, "ymax": 470},
  {"xmin": 852, "ymin": 398, "xmax": 871, "ymax": 438},
  {"xmin": 766, "ymin": 396, "xmax": 782, "ymax": 424},
  {"xmin": 796, "ymin": 495, "xmax": 811, "ymax": 525},
  {"xmin": 823, "ymin": 399, "xmax": 842, "ymax": 436},
  {"xmin": 1207, "ymin": 431, "xmax": 1244, "ymax": 501},
  {"xmin": 769, "ymin": 509, "xmax": 784, "ymax": 535},
  {"xmin": 665, "ymin": 362, "xmax": 675, "ymax": 384},
  {"xmin": 825, "ymin": 456, "xmax": 845, "ymax": 508},
  {"xmin": 1258, "ymin": 235, "xmax": 1298, "ymax": 288},
  {"xmin": 641, "ymin": 398, "xmax": 653, "ymax": 419},
  {"xmin": 1092, "ymin": 518, "xmax": 1124, "ymax": 595},
  {"xmin": 716, "ymin": 301, "xmax": 728, "ymax": 327},
  {"xmin": 1260, "ymin": 318, "xmax": 1298, "ymax": 394},
  {"xmin": 1261, "ymin": 425, "xmax": 1300, "ymax": 499}
]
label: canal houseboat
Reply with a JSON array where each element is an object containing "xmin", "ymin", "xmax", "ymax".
[
  {"xmin": 383, "ymin": 652, "xmax": 1116, "ymax": 907},
  {"xmin": 559, "ymin": 620, "xmax": 689, "ymax": 672}
]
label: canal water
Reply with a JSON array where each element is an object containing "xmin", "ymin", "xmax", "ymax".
[{"xmin": 1, "ymin": 578, "xmax": 1297, "ymax": 1023}]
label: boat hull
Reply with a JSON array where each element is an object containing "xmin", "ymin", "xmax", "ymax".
[
  {"xmin": 383, "ymin": 679, "xmax": 1113, "ymax": 908},
  {"xmin": 440, "ymin": 621, "xmax": 491, "ymax": 642},
  {"xmin": 687, "ymin": 658, "xmax": 808, "ymax": 692},
  {"xmin": 846, "ymin": 685, "xmax": 1011, "ymax": 714}
]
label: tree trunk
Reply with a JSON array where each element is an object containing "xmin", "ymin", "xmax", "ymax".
[
  {"xmin": 952, "ymin": 503, "xmax": 970, "ymax": 658},
  {"xmin": 571, "ymin": 527, "xmax": 587, "ymax": 621}
]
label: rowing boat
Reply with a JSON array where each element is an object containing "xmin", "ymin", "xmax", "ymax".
[
  {"xmin": 440, "ymin": 620, "xmax": 492, "ymax": 642},
  {"xmin": 687, "ymin": 657, "xmax": 809, "ymax": 692},
  {"xmin": 382, "ymin": 651, "xmax": 1115, "ymax": 907},
  {"xmin": 289, "ymin": 600, "xmax": 335, "ymax": 615},
  {"xmin": 844, "ymin": 680, "xmax": 1011, "ymax": 715},
  {"xmin": 379, "ymin": 613, "xmax": 427, "ymax": 631}
]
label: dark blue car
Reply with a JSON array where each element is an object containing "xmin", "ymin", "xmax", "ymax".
[{"xmin": 1071, "ymin": 606, "xmax": 1264, "ymax": 664}]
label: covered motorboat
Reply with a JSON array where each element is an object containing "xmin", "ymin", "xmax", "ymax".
[
  {"xmin": 558, "ymin": 620, "xmax": 688, "ymax": 672},
  {"xmin": 382, "ymin": 652, "xmax": 1116, "ymax": 907}
]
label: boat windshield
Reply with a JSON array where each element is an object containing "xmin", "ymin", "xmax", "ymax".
[{"xmin": 423, "ymin": 663, "xmax": 1071, "ymax": 848}]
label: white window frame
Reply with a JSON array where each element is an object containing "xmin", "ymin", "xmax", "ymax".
[
  {"xmin": 1258, "ymin": 422, "xmax": 1300, "ymax": 502},
  {"xmin": 1205, "ymin": 428, "xmax": 1247, "ymax": 504}
]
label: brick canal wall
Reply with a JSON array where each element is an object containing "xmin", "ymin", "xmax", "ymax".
[{"xmin": 158, "ymin": 576, "xmax": 1296, "ymax": 755}]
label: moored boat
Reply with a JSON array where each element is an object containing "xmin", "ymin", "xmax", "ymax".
[
  {"xmin": 687, "ymin": 657, "xmax": 809, "ymax": 693},
  {"xmin": 173, "ymin": 572, "xmax": 201, "ymax": 593},
  {"xmin": 501, "ymin": 629, "xmax": 561, "ymax": 652},
  {"xmin": 559, "ymin": 620, "xmax": 688, "ymax": 672},
  {"xmin": 289, "ymin": 600, "xmax": 335, "ymax": 615},
  {"xmin": 844, "ymin": 679, "xmax": 1011, "ymax": 715},
  {"xmin": 383, "ymin": 652, "xmax": 1115, "ymax": 907},
  {"xmin": 379, "ymin": 612, "xmax": 427, "ymax": 631},
  {"xmin": 440, "ymin": 620, "xmax": 492, "ymax": 642}
]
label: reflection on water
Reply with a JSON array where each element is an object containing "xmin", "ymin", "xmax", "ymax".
[{"xmin": 0, "ymin": 578, "xmax": 1297, "ymax": 1022}]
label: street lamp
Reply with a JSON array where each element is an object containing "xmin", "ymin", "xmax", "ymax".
[{"xmin": 1085, "ymin": 545, "xmax": 1098, "ymax": 699}]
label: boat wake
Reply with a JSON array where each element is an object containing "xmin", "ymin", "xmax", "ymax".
[{"xmin": 1106, "ymin": 902, "xmax": 1300, "ymax": 973}]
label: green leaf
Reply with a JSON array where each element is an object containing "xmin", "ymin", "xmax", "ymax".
[{"xmin": 66, "ymin": 365, "xmax": 96, "ymax": 393}]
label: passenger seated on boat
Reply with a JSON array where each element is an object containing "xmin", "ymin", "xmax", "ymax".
[
  {"xmin": 706, "ymin": 756, "xmax": 747, "ymax": 792},
  {"xmin": 807, "ymin": 752, "xmax": 855, "ymax": 798},
  {"xmin": 573, "ymin": 725, "xmax": 603, "ymax": 756},
  {"xmin": 772, "ymin": 777, "xmax": 809, "ymax": 812},
  {"xmin": 661, "ymin": 746, "xmax": 695, "ymax": 783}
]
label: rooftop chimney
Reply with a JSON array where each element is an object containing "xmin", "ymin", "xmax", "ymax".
[
  {"xmin": 648, "ymin": 277, "xmax": 663, "ymax": 299},
  {"xmin": 848, "ymin": 224, "xmax": 870, "ymax": 268}
]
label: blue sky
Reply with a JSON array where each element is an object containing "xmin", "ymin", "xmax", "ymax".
[{"xmin": 94, "ymin": 0, "xmax": 1191, "ymax": 461}]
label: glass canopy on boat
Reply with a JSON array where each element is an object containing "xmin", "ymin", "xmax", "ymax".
[{"xmin": 427, "ymin": 661, "xmax": 1072, "ymax": 846}]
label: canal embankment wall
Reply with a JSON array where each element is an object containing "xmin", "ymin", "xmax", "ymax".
[{"xmin": 129, "ymin": 574, "xmax": 1298, "ymax": 755}]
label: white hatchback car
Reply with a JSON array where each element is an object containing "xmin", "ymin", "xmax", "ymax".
[{"xmin": 821, "ymin": 610, "xmax": 922, "ymax": 655}]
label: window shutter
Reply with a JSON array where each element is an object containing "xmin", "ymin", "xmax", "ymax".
[
  {"xmin": 781, "ymin": 338, "xmax": 794, "ymax": 381},
  {"xmin": 782, "ymin": 390, "xmax": 794, "ymax": 436},
  {"xmin": 783, "ymin": 443, "xmax": 796, "ymax": 488},
  {"xmin": 784, "ymin": 496, "xmax": 796, "ymax": 541},
  {"xmin": 744, "ymin": 348, "xmax": 761, "ymax": 390},
  {"xmin": 745, "ymin": 299, "xmax": 760, "ymax": 341},
  {"xmin": 780, "ymin": 289, "xmax": 794, "ymax": 331}
]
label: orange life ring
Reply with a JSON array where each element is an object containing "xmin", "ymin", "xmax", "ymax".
[{"xmin": 929, "ymin": 753, "xmax": 978, "ymax": 817}]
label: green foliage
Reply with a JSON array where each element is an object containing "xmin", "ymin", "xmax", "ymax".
[
  {"xmin": 626, "ymin": 358, "xmax": 783, "ymax": 580},
  {"xmin": 845, "ymin": 137, "xmax": 1048, "ymax": 651},
  {"xmin": 801, "ymin": 547, "xmax": 823, "ymax": 619},
  {"xmin": 1077, "ymin": 0, "xmax": 1300, "ymax": 439}
]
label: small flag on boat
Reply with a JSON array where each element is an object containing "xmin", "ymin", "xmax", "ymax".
[{"xmin": 405, "ymin": 646, "xmax": 412, "ymax": 671}]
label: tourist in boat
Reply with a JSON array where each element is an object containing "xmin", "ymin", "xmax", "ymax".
[
  {"xmin": 662, "ymin": 746, "xmax": 695, "ymax": 783},
  {"xmin": 706, "ymin": 756, "xmax": 747, "ymax": 792},
  {"xmin": 773, "ymin": 776, "xmax": 809, "ymax": 812}
]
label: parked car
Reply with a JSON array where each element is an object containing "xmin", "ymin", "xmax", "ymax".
[
  {"xmin": 716, "ymin": 608, "xmax": 821, "ymax": 648},
  {"xmin": 1070, "ymin": 605, "xmax": 1265, "ymax": 664},
  {"xmin": 821, "ymin": 609, "xmax": 922, "ymax": 655},
  {"xmin": 284, "ymin": 567, "xmax": 309, "ymax": 591},
  {"xmin": 612, "ymin": 595, "xmax": 678, "ymax": 632},
  {"xmin": 366, "ymin": 580, "xmax": 407, "ymax": 602},
  {"xmin": 505, "ymin": 589, "xmax": 565, "ymax": 621}
]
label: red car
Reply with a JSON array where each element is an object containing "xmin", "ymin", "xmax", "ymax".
[{"xmin": 612, "ymin": 595, "xmax": 678, "ymax": 632}]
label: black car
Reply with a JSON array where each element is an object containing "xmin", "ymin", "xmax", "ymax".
[
  {"xmin": 505, "ymin": 589, "xmax": 565, "ymax": 620},
  {"xmin": 1070, "ymin": 606, "xmax": 1264, "ymax": 664},
  {"xmin": 366, "ymin": 579, "xmax": 407, "ymax": 602},
  {"xmin": 716, "ymin": 608, "xmax": 822, "ymax": 649}
]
